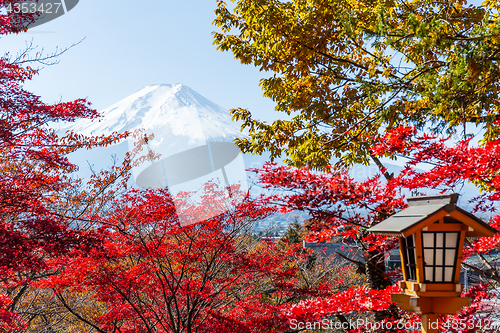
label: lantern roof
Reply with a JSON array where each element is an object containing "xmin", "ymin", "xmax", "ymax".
[{"xmin": 368, "ymin": 194, "xmax": 497, "ymax": 238}]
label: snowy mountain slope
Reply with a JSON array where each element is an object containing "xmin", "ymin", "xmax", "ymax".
[
  {"xmin": 61, "ymin": 83, "xmax": 243, "ymax": 142},
  {"xmin": 57, "ymin": 83, "xmax": 251, "ymax": 225},
  {"xmin": 57, "ymin": 84, "xmax": 246, "ymax": 181}
]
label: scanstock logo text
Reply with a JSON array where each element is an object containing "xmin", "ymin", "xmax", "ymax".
[{"xmin": 4, "ymin": 0, "xmax": 79, "ymax": 29}]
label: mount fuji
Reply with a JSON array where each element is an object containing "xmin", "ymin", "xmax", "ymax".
[
  {"xmin": 57, "ymin": 84, "xmax": 252, "ymax": 182},
  {"xmin": 64, "ymin": 83, "xmax": 243, "ymax": 142}
]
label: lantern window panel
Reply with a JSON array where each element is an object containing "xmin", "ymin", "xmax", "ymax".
[
  {"xmin": 423, "ymin": 249, "xmax": 433, "ymax": 265},
  {"xmin": 436, "ymin": 233, "xmax": 443, "ymax": 247},
  {"xmin": 445, "ymin": 267, "xmax": 454, "ymax": 281},
  {"xmin": 435, "ymin": 249, "xmax": 443, "ymax": 265},
  {"xmin": 422, "ymin": 231, "xmax": 460, "ymax": 283},
  {"xmin": 425, "ymin": 267, "xmax": 433, "ymax": 281},
  {"xmin": 446, "ymin": 233, "xmax": 458, "ymax": 247},
  {"xmin": 422, "ymin": 233, "xmax": 434, "ymax": 247},
  {"xmin": 435, "ymin": 267, "xmax": 443, "ymax": 282},
  {"xmin": 401, "ymin": 234, "xmax": 417, "ymax": 281},
  {"xmin": 445, "ymin": 249, "xmax": 456, "ymax": 265}
]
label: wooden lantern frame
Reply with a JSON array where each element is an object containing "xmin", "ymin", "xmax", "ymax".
[{"xmin": 368, "ymin": 194, "xmax": 496, "ymax": 333}]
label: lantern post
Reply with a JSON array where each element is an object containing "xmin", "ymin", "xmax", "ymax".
[{"xmin": 368, "ymin": 194, "xmax": 496, "ymax": 332}]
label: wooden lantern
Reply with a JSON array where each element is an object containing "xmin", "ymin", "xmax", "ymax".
[{"xmin": 368, "ymin": 194, "xmax": 496, "ymax": 333}]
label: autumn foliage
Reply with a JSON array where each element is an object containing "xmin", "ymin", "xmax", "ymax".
[
  {"xmin": 0, "ymin": 3, "xmax": 129, "ymax": 329},
  {"xmin": 1, "ymin": 1, "xmax": 500, "ymax": 332}
]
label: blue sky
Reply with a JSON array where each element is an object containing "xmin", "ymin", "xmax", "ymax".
[{"xmin": 0, "ymin": 0, "xmax": 277, "ymax": 121}]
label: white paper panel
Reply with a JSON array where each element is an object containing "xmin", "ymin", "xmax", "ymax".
[
  {"xmin": 423, "ymin": 233, "xmax": 434, "ymax": 247},
  {"xmin": 436, "ymin": 233, "xmax": 444, "ymax": 247},
  {"xmin": 425, "ymin": 267, "xmax": 434, "ymax": 282},
  {"xmin": 435, "ymin": 249, "xmax": 443, "ymax": 265},
  {"xmin": 424, "ymin": 249, "xmax": 434, "ymax": 265},
  {"xmin": 446, "ymin": 233, "xmax": 458, "ymax": 248},
  {"xmin": 445, "ymin": 249, "xmax": 456, "ymax": 266},
  {"xmin": 435, "ymin": 267, "xmax": 443, "ymax": 282},
  {"xmin": 445, "ymin": 267, "xmax": 454, "ymax": 282}
]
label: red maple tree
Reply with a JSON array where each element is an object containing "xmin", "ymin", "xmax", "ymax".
[
  {"xmin": 244, "ymin": 126, "xmax": 500, "ymax": 332},
  {"xmin": 0, "ymin": 3, "xmax": 130, "ymax": 329},
  {"xmin": 39, "ymin": 184, "xmax": 342, "ymax": 332}
]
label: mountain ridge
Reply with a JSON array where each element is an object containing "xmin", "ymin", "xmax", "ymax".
[{"xmin": 59, "ymin": 83, "xmax": 244, "ymax": 145}]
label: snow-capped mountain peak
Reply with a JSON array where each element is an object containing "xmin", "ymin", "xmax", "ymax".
[{"xmin": 65, "ymin": 83, "xmax": 243, "ymax": 145}]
